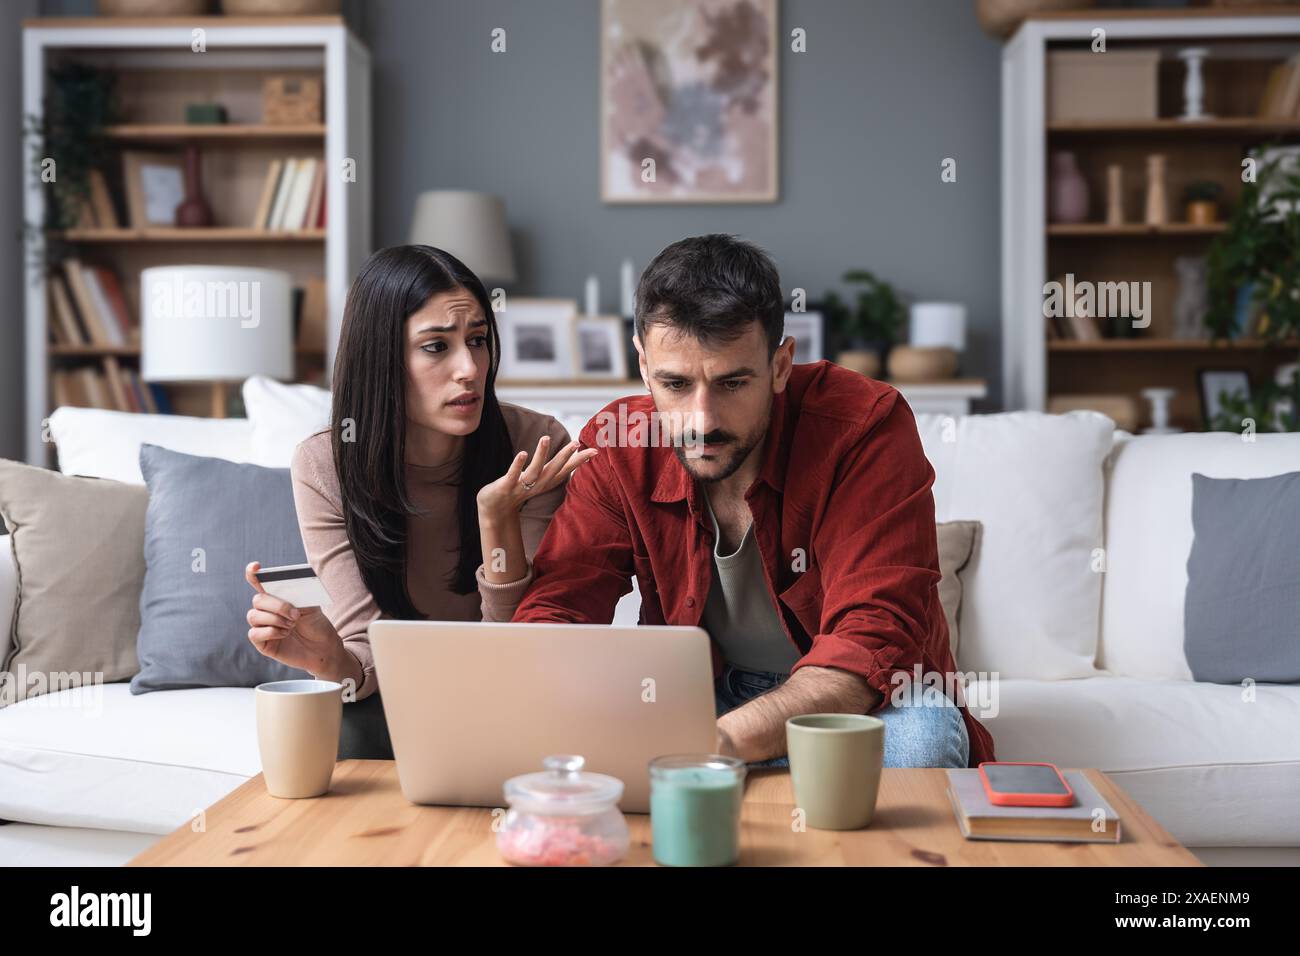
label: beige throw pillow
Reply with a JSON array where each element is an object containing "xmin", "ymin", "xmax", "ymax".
[
  {"xmin": 0, "ymin": 460, "xmax": 147, "ymax": 706},
  {"xmin": 936, "ymin": 520, "xmax": 981, "ymax": 665}
]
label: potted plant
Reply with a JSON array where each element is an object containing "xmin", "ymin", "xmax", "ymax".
[
  {"xmin": 823, "ymin": 269, "xmax": 906, "ymax": 378},
  {"xmin": 1184, "ymin": 181, "xmax": 1223, "ymax": 225},
  {"xmin": 27, "ymin": 62, "xmax": 121, "ymax": 234},
  {"xmin": 1206, "ymin": 152, "xmax": 1300, "ymax": 343}
]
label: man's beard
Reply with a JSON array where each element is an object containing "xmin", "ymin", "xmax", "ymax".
[{"xmin": 673, "ymin": 426, "xmax": 764, "ymax": 483}]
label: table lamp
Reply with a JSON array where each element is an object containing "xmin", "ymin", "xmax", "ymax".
[
  {"xmin": 141, "ymin": 265, "xmax": 294, "ymax": 417},
  {"xmin": 408, "ymin": 190, "xmax": 516, "ymax": 286}
]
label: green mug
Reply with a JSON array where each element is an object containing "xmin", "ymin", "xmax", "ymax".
[{"xmin": 786, "ymin": 713, "xmax": 885, "ymax": 830}]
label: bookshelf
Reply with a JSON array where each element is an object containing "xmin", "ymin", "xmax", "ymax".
[
  {"xmin": 22, "ymin": 16, "xmax": 372, "ymax": 464},
  {"xmin": 1001, "ymin": 8, "xmax": 1300, "ymax": 431}
]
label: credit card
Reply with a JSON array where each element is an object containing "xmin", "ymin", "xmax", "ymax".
[{"xmin": 253, "ymin": 562, "xmax": 332, "ymax": 609}]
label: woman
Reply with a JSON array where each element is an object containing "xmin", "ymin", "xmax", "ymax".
[{"xmin": 243, "ymin": 245, "xmax": 595, "ymax": 758}]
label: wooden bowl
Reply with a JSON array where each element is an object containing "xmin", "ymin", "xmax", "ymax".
[
  {"xmin": 888, "ymin": 346, "xmax": 958, "ymax": 383},
  {"xmin": 97, "ymin": 0, "xmax": 210, "ymax": 15},
  {"xmin": 976, "ymin": 0, "xmax": 1095, "ymax": 39},
  {"xmin": 221, "ymin": 0, "xmax": 342, "ymax": 13}
]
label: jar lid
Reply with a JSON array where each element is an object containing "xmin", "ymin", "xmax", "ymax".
[{"xmin": 503, "ymin": 755, "xmax": 624, "ymax": 813}]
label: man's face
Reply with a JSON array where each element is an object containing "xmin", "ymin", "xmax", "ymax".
[{"xmin": 637, "ymin": 321, "xmax": 794, "ymax": 483}]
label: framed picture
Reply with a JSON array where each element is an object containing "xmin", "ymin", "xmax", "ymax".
[
  {"xmin": 600, "ymin": 0, "xmax": 779, "ymax": 203},
  {"xmin": 497, "ymin": 298, "xmax": 578, "ymax": 381},
  {"xmin": 783, "ymin": 310, "xmax": 825, "ymax": 364},
  {"xmin": 121, "ymin": 150, "xmax": 185, "ymax": 228},
  {"xmin": 574, "ymin": 316, "xmax": 629, "ymax": 381},
  {"xmin": 1198, "ymin": 368, "xmax": 1251, "ymax": 429}
]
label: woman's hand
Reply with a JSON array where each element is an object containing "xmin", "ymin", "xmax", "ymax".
[
  {"xmin": 244, "ymin": 561, "xmax": 350, "ymax": 679},
  {"xmin": 476, "ymin": 435, "xmax": 597, "ymax": 524}
]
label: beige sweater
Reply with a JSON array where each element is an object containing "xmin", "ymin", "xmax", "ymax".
[{"xmin": 289, "ymin": 402, "xmax": 570, "ymax": 700}]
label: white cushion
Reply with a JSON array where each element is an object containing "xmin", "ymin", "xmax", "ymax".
[
  {"xmin": 48, "ymin": 407, "xmax": 254, "ymax": 484},
  {"xmin": 0, "ymin": 683, "xmax": 258, "ymax": 833},
  {"xmin": 1100, "ymin": 432, "xmax": 1300, "ymax": 680},
  {"xmin": 970, "ymin": 676, "xmax": 1300, "ymax": 846},
  {"xmin": 242, "ymin": 375, "xmax": 331, "ymax": 468},
  {"xmin": 915, "ymin": 411, "xmax": 1113, "ymax": 679}
]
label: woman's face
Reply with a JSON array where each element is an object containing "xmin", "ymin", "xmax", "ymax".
[{"xmin": 404, "ymin": 288, "xmax": 491, "ymax": 437}]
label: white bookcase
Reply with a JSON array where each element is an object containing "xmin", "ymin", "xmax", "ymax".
[{"xmin": 22, "ymin": 16, "xmax": 371, "ymax": 463}]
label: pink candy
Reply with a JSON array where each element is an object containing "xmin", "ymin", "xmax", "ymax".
[{"xmin": 498, "ymin": 816, "xmax": 621, "ymax": 867}]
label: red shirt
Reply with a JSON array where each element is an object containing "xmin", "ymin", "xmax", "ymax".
[{"xmin": 513, "ymin": 361, "xmax": 995, "ymax": 767}]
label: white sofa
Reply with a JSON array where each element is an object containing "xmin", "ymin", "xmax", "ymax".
[{"xmin": 3, "ymin": 382, "xmax": 1299, "ymax": 866}]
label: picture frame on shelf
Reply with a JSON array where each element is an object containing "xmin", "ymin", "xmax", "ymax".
[
  {"xmin": 497, "ymin": 298, "xmax": 578, "ymax": 381},
  {"xmin": 574, "ymin": 316, "xmax": 629, "ymax": 381},
  {"xmin": 783, "ymin": 310, "xmax": 825, "ymax": 365},
  {"xmin": 1198, "ymin": 368, "xmax": 1251, "ymax": 430},
  {"xmin": 121, "ymin": 150, "xmax": 185, "ymax": 228}
]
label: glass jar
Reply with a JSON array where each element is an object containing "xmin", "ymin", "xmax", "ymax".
[
  {"xmin": 497, "ymin": 755, "xmax": 629, "ymax": 866},
  {"xmin": 649, "ymin": 754, "xmax": 746, "ymax": 867}
]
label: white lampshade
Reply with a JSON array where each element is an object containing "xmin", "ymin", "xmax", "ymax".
[
  {"xmin": 141, "ymin": 266, "xmax": 293, "ymax": 382},
  {"xmin": 408, "ymin": 190, "xmax": 516, "ymax": 285},
  {"xmin": 909, "ymin": 302, "xmax": 967, "ymax": 351}
]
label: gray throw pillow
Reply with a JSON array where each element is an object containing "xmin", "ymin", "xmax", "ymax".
[
  {"xmin": 1184, "ymin": 471, "xmax": 1300, "ymax": 684},
  {"xmin": 936, "ymin": 520, "xmax": 981, "ymax": 665},
  {"xmin": 132, "ymin": 444, "xmax": 311, "ymax": 693}
]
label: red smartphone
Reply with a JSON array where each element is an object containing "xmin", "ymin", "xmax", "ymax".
[{"xmin": 978, "ymin": 761, "xmax": 1075, "ymax": 807}]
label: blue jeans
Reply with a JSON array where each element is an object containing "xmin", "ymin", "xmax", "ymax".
[{"xmin": 715, "ymin": 664, "xmax": 970, "ymax": 769}]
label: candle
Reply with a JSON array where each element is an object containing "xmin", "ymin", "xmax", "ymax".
[
  {"xmin": 620, "ymin": 258, "xmax": 635, "ymax": 317},
  {"xmin": 649, "ymin": 756, "xmax": 746, "ymax": 867},
  {"xmin": 585, "ymin": 275, "xmax": 600, "ymax": 317}
]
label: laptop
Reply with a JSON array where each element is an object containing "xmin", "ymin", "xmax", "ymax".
[{"xmin": 368, "ymin": 620, "xmax": 717, "ymax": 812}]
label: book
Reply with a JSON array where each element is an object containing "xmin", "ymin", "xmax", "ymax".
[
  {"xmin": 88, "ymin": 170, "xmax": 119, "ymax": 229},
  {"xmin": 51, "ymin": 370, "xmax": 75, "ymax": 408},
  {"xmin": 80, "ymin": 267, "xmax": 126, "ymax": 347},
  {"xmin": 946, "ymin": 769, "xmax": 1121, "ymax": 843},
  {"xmin": 94, "ymin": 267, "xmax": 134, "ymax": 345},
  {"xmin": 268, "ymin": 157, "xmax": 299, "ymax": 230},
  {"xmin": 49, "ymin": 278, "xmax": 80, "ymax": 345},
  {"xmin": 283, "ymin": 157, "xmax": 317, "ymax": 231},
  {"xmin": 303, "ymin": 158, "xmax": 325, "ymax": 233},
  {"xmin": 1258, "ymin": 64, "xmax": 1286, "ymax": 117},
  {"xmin": 251, "ymin": 158, "xmax": 284, "ymax": 230},
  {"xmin": 62, "ymin": 260, "xmax": 113, "ymax": 346},
  {"xmin": 101, "ymin": 356, "xmax": 131, "ymax": 411},
  {"xmin": 1271, "ymin": 57, "xmax": 1300, "ymax": 118}
]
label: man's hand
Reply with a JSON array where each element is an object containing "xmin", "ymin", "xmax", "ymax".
[{"xmin": 716, "ymin": 666, "xmax": 882, "ymax": 764}]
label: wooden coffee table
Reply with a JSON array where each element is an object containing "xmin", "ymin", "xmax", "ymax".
[{"xmin": 128, "ymin": 761, "xmax": 1200, "ymax": 866}]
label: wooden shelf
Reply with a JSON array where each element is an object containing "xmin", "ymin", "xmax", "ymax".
[
  {"xmin": 54, "ymin": 228, "xmax": 326, "ymax": 243},
  {"xmin": 24, "ymin": 16, "xmax": 345, "ymax": 28},
  {"xmin": 1028, "ymin": 5, "xmax": 1300, "ymax": 22},
  {"xmin": 1048, "ymin": 222, "xmax": 1227, "ymax": 237},
  {"xmin": 1049, "ymin": 338, "xmax": 1300, "ymax": 352},
  {"xmin": 105, "ymin": 124, "xmax": 326, "ymax": 143},
  {"xmin": 1049, "ymin": 118, "xmax": 1300, "ymax": 137},
  {"xmin": 51, "ymin": 345, "xmax": 326, "ymax": 357}
]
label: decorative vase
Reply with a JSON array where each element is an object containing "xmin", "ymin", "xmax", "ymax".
[
  {"xmin": 836, "ymin": 349, "xmax": 881, "ymax": 380},
  {"xmin": 1105, "ymin": 164, "xmax": 1125, "ymax": 226},
  {"xmin": 1050, "ymin": 151, "xmax": 1090, "ymax": 224},
  {"xmin": 887, "ymin": 346, "xmax": 958, "ymax": 383},
  {"xmin": 1178, "ymin": 48, "xmax": 1212, "ymax": 121},
  {"xmin": 1172, "ymin": 256, "xmax": 1209, "ymax": 340},
  {"xmin": 1144, "ymin": 154, "xmax": 1168, "ymax": 227},
  {"xmin": 174, "ymin": 146, "xmax": 214, "ymax": 228},
  {"xmin": 1185, "ymin": 200, "xmax": 1218, "ymax": 225}
]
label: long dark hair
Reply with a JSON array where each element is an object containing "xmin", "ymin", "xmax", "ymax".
[{"xmin": 330, "ymin": 245, "xmax": 512, "ymax": 615}]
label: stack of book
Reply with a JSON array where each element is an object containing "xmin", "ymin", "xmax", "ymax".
[
  {"xmin": 51, "ymin": 358, "xmax": 169, "ymax": 414},
  {"xmin": 250, "ymin": 157, "xmax": 326, "ymax": 231},
  {"xmin": 1044, "ymin": 311, "xmax": 1104, "ymax": 341},
  {"xmin": 1258, "ymin": 54, "xmax": 1300, "ymax": 119},
  {"xmin": 946, "ymin": 768, "xmax": 1122, "ymax": 843},
  {"xmin": 47, "ymin": 259, "xmax": 135, "ymax": 348}
]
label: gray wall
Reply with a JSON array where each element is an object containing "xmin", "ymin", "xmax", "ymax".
[{"xmin": 354, "ymin": 0, "xmax": 1003, "ymax": 403}]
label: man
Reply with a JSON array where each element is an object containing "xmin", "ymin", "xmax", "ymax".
[{"xmin": 513, "ymin": 234, "xmax": 994, "ymax": 768}]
